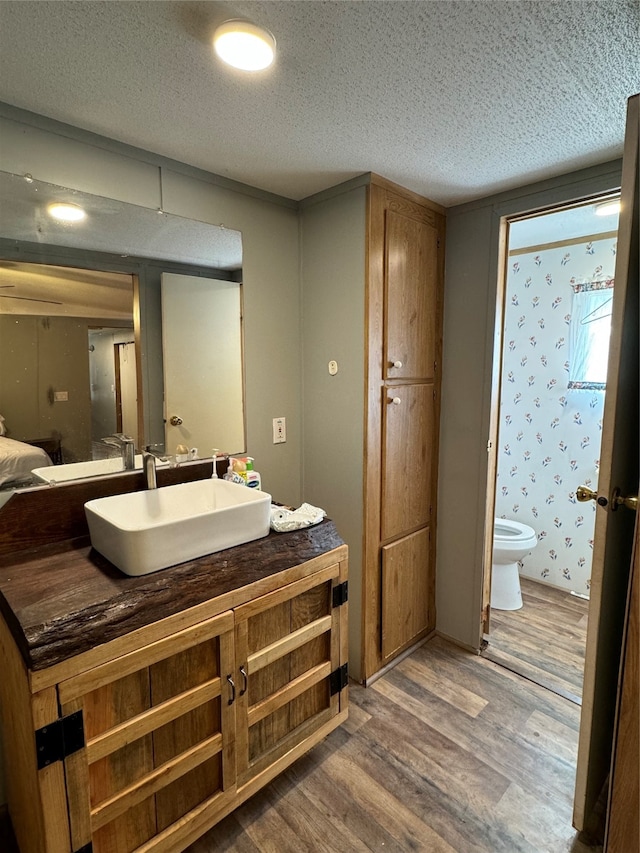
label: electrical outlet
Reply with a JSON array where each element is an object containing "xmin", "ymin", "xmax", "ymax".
[{"xmin": 273, "ymin": 417, "xmax": 286, "ymax": 444}]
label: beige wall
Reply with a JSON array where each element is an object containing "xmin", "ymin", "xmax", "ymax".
[
  {"xmin": 0, "ymin": 314, "xmax": 92, "ymax": 461},
  {"xmin": 0, "ymin": 315, "xmax": 38, "ymax": 437}
]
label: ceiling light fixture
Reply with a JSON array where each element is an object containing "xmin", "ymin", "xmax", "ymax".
[
  {"xmin": 47, "ymin": 202, "xmax": 86, "ymax": 222},
  {"xmin": 594, "ymin": 199, "xmax": 621, "ymax": 217},
  {"xmin": 213, "ymin": 20, "xmax": 275, "ymax": 71}
]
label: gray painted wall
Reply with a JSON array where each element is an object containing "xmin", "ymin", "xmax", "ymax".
[
  {"xmin": 437, "ymin": 159, "xmax": 623, "ymax": 650},
  {"xmin": 300, "ymin": 184, "xmax": 367, "ymax": 680}
]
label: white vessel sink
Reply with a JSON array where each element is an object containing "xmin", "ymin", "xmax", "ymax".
[
  {"xmin": 85, "ymin": 478, "xmax": 272, "ymax": 576},
  {"xmin": 32, "ymin": 455, "xmax": 169, "ymax": 484}
]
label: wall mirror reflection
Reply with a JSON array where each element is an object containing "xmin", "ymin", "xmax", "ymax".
[{"xmin": 0, "ymin": 171, "xmax": 245, "ymax": 489}]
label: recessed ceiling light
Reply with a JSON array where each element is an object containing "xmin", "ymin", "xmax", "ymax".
[
  {"xmin": 213, "ymin": 20, "xmax": 275, "ymax": 71},
  {"xmin": 594, "ymin": 200, "xmax": 621, "ymax": 217},
  {"xmin": 47, "ymin": 202, "xmax": 86, "ymax": 222}
]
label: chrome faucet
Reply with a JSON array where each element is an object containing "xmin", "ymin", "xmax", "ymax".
[
  {"xmin": 102, "ymin": 433, "xmax": 135, "ymax": 470},
  {"xmin": 142, "ymin": 451, "xmax": 157, "ymax": 490},
  {"xmin": 143, "ymin": 445, "xmax": 167, "ymax": 489}
]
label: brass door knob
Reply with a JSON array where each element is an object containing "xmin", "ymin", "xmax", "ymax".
[
  {"xmin": 577, "ymin": 485, "xmax": 639, "ymax": 511},
  {"xmin": 576, "ymin": 485, "xmax": 608, "ymax": 507},
  {"xmin": 612, "ymin": 488, "xmax": 638, "ymax": 512},
  {"xmin": 170, "ymin": 415, "xmax": 183, "ymax": 426}
]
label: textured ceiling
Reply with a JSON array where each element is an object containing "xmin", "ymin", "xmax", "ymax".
[{"xmin": 0, "ymin": 1, "xmax": 638, "ymax": 206}]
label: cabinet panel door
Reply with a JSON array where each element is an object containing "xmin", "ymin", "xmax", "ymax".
[
  {"xmin": 60, "ymin": 611, "xmax": 236, "ymax": 853},
  {"xmin": 234, "ymin": 565, "xmax": 345, "ymax": 785},
  {"xmin": 381, "ymin": 528, "xmax": 432, "ymax": 660},
  {"xmin": 382, "ymin": 383, "xmax": 434, "ymax": 541},
  {"xmin": 384, "ymin": 208, "xmax": 439, "ymax": 381}
]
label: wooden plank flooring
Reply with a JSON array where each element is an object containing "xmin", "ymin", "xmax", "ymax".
[
  {"xmin": 482, "ymin": 578, "xmax": 589, "ymax": 704},
  {"xmin": 187, "ymin": 636, "xmax": 600, "ymax": 852},
  {"xmin": 0, "ymin": 634, "xmax": 600, "ymax": 852}
]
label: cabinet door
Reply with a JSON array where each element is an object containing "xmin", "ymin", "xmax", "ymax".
[
  {"xmin": 384, "ymin": 208, "xmax": 439, "ymax": 381},
  {"xmin": 59, "ymin": 611, "xmax": 236, "ymax": 853},
  {"xmin": 234, "ymin": 564, "xmax": 346, "ymax": 786},
  {"xmin": 382, "ymin": 382, "xmax": 434, "ymax": 541},
  {"xmin": 381, "ymin": 527, "xmax": 432, "ymax": 660}
]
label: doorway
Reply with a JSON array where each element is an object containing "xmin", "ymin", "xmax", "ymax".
[
  {"xmin": 114, "ymin": 340, "xmax": 138, "ymax": 442},
  {"xmin": 89, "ymin": 327, "xmax": 139, "ymax": 455},
  {"xmin": 482, "ymin": 194, "xmax": 620, "ymax": 703}
]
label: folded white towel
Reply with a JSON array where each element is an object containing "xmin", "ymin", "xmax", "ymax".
[{"xmin": 270, "ymin": 502, "xmax": 326, "ymax": 533}]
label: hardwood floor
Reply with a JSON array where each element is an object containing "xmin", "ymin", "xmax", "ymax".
[
  {"xmin": 188, "ymin": 636, "xmax": 599, "ymax": 853},
  {"xmin": 482, "ymin": 578, "xmax": 589, "ymax": 704},
  {"xmin": 0, "ymin": 635, "xmax": 599, "ymax": 852}
]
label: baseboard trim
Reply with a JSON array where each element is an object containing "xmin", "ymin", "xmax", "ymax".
[
  {"xmin": 363, "ymin": 633, "xmax": 434, "ymax": 686},
  {"xmin": 434, "ymin": 630, "xmax": 481, "ymax": 655}
]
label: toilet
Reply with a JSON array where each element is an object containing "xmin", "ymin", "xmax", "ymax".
[{"xmin": 491, "ymin": 518, "xmax": 538, "ymax": 610}]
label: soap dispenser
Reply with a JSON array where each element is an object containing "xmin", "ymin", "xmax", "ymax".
[
  {"xmin": 244, "ymin": 457, "xmax": 262, "ymax": 489},
  {"xmin": 223, "ymin": 459, "xmax": 245, "ymax": 485}
]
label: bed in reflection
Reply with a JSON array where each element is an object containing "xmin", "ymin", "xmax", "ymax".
[{"xmin": 0, "ymin": 437, "xmax": 52, "ymax": 487}]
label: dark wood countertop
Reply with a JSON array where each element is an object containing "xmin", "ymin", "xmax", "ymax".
[{"xmin": 0, "ymin": 520, "xmax": 345, "ymax": 673}]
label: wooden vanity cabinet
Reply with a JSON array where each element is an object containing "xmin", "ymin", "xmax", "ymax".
[
  {"xmin": 234, "ymin": 563, "xmax": 344, "ymax": 787},
  {"xmin": 0, "ymin": 545, "xmax": 348, "ymax": 853}
]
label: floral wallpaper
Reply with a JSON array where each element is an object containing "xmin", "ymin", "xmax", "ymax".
[{"xmin": 495, "ymin": 235, "xmax": 617, "ymax": 594}]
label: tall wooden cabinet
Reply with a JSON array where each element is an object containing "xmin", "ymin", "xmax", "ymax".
[
  {"xmin": 363, "ymin": 178, "xmax": 445, "ymax": 680},
  {"xmin": 301, "ymin": 173, "xmax": 444, "ymax": 683}
]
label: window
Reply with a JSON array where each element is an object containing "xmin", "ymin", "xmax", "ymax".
[{"xmin": 568, "ymin": 280, "xmax": 613, "ymax": 390}]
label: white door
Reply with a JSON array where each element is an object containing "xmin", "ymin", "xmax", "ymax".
[
  {"xmin": 117, "ymin": 341, "xmax": 138, "ymax": 445},
  {"xmin": 573, "ymin": 94, "xmax": 639, "ymax": 832},
  {"xmin": 161, "ymin": 273, "xmax": 245, "ymax": 456}
]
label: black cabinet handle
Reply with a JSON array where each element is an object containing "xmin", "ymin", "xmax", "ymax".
[{"xmin": 226, "ymin": 674, "xmax": 236, "ymax": 705}]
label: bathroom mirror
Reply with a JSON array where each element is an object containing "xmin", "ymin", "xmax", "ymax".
[{"xmin": 0, "ymin": 170, "xmax": 245, "ymax": 488}]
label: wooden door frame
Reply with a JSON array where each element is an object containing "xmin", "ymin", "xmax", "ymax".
[
  {"xmin": 481, "ymin": 215, "xmax": 510, "ymax": 638},
  {"xmin": 113, "ymin": 341, "xmax": 124, "ymax": 434},
  {"xmin": 480, "ymin": 192, "xmax": 624, "ymax": 647},
  {"xmin": 132, "ymin": 274, "xmax": 145, "ymax": 451}
]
